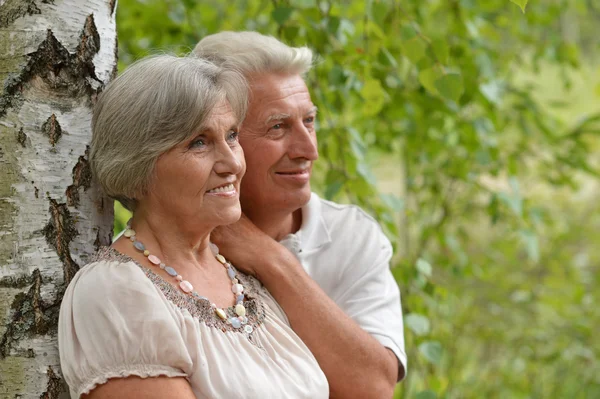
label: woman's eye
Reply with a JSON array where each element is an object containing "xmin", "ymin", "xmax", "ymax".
[{"xmin": 190, "ymin": 138, "xmax": 206, "ymax": 148}]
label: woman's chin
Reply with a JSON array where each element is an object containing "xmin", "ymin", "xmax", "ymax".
[{"xmin": 215, "ymin": 208, "xmax": 242, "ymax": 227}]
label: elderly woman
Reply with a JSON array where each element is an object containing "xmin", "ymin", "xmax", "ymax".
[{"xmin": 58, "ymin": 55, "xmax": 328, "ymax": 399}]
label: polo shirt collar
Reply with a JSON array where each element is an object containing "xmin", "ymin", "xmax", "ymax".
[{"xmin": 283, "ymin": 192, "xmax": 331, "ymax": 251}]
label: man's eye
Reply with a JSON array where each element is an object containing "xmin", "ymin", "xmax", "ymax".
[
  {"xmin": 271, "ymin": 123, "xmax": 283, "ymax": 130},
  {"xmin": 227, "ymin": 130, "xmax": 239, "ymax": 142},
  {"xmin": 304, "ymin": 117, "xmax": 315, "ymax": 124}
]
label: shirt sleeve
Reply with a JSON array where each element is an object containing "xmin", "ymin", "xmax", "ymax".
[
  {"xmin": 58, "ymin": 260, "xmax": 193, "ymax": 398},
  {"xmin": 333, "ymin": 209, "xmax": 407, "ymax": 381}
]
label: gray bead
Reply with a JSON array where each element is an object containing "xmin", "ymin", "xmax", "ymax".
[{"xmin": 227, "ymin": 266, "xmax": 236, "ymax": 280}]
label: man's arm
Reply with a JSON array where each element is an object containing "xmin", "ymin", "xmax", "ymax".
[{"xmin": 212, "ymin": 216, "xmax": 400, "ymax": 399}]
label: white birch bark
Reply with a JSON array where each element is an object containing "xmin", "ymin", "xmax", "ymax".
[{"xmin": 0, "ymin": 1, "xmax": 116, "ymax": 397}]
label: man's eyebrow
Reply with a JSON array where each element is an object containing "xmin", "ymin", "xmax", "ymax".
[
  {"xmin": 265, "ymin": 113, "xmax": 291, "ymax": 124},
  {"xmin": 306, "ymin": 106, "xmax": 318, "ymax": 115}
]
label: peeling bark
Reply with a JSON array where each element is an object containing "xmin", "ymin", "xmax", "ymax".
[
  {"xmin": 40, "ymin": 365, "xmax": 67, "ymax": 399},
  {"xmin": 41, "ymin": 114, "xmax": 62, "ymax": 146},
  {"xmin": 17, "ymin": 127, "xmax": 28, "ymax": 147},
  {"xmin": 43, "ymin": 199, "xmax": 79, "ymax": 285},
  {"xmin": 65, "ymin": 147, "xmax": 92, "ymax": 207},
  {"xmin": 0, "ymin": 0, "xmax": 116, "ymax": 397}
]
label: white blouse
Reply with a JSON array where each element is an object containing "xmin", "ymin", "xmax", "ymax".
[{"xmin": 58, "ymin": 247, "xmax": 328, "ymax": 398}]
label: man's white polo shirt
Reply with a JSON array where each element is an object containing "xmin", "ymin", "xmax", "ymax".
[{"xmin": 279, "ymin": 192, "xmax": 407, "ymax": 378}]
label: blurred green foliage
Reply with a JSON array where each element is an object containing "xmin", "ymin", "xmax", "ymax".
[{"xmin": 116, "ymin": 0, "xmax": 600, "ymax": 397}]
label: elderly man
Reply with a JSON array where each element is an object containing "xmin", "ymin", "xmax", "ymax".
[{"xmin": 193, "ymin": 31, "xmax": 406, "ymax": 398}]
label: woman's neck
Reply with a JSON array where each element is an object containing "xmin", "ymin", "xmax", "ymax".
[{"xmin": 124, "ymin": 205, "xmax": 215, "ymax": 269}]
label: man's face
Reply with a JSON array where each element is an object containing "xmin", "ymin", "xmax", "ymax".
[{"xmin": 239, "ymin": 73, "xmax": 318, "ymax": 217}]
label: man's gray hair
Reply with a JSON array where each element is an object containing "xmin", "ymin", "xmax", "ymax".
[
  {"xmin": 192, "ymin": 31, "xmax": 313, "ymax": 79},
  {"xmin": 90, "ymin": 54, "xmax": 248, "ymax": 211}
]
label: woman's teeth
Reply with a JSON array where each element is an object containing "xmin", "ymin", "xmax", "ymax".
[{"xmin": 207, "ymin": 183, "xmax": 234, "ymax": 193}]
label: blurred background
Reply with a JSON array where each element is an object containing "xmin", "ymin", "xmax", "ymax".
[{"xmin": 114, "ymin": 1, "xmax": 599, "ymax": 397}]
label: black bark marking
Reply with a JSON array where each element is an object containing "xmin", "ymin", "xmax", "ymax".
[
  {"xmin": 65, "ymin": 147, "xmax": 92, "ymax": 207},
  {"xmin": 94, "ymin": 230, "xmax": 102, "ymax": 251},
  {"xmin": 76, "ymin": 15, "xmax": 101, "ymax": 77},
  {"xmin": 0, "ymin": 270, "xmax": 59, "ymax": 358},
  {"xmin": 0, "ymin": 0, "xmax": 41, "ymax": 28},
  {"xmin": 40, "ymin": 365, "xmax": 66, "ymax": 399},
  {"xmin": 109, "ymin": 0, "xmax": 117, "ymax": 15},
  {"xmin": 17, "ymin": 128, "xmax": 28, "ymax": 147},
  {"xmin": 110, "ymin": 35, "xmax": 119, "ymax": 81},
  {"xmin": 43, "ymin": 199, "xmax": 79, "ymax": 285},
  {"xmin": 0, "ymin": 16, "xmax": 103, "ymax": 118},
  {"xmin": 0, "ymin": 274, "xmax": 30, "ymax": 289},
  {"xmin": 41, "ymin": 114, "xmax": 62, "ymax": 146}
]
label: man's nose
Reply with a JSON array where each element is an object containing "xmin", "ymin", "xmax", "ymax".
[{"xmin": 289, "ymin": 123, "xmax": 318, "ymax": 161}]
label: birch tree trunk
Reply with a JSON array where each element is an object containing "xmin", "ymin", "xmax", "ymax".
[{"xmin": 0, "ymin": 1, "xmax": 116, "ymax": 397}]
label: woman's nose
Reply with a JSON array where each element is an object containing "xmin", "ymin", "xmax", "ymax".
[{"xmin": 214, "ymin": 141, "xmax": 244, "ymax": 175}]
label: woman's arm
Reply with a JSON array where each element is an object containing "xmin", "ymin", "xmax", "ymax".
[{"xmin": 84, "ymin": 376, "xmax": 195, "ymax": 399}]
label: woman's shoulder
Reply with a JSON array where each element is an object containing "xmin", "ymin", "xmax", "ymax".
[{"xmin": 64, "ymin": 246, "xmax": 156, "ymax": 309}]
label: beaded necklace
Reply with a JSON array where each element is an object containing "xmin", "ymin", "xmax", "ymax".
[{"xmin": 123, "ymin": 223, "xmax": 252, "ymax": 332}]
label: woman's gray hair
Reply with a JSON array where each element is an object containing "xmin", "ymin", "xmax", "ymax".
[
  {"xmin": 192, "ymin": 31, "xmax": 313, "ymax": 78},
  {"xmin": 90, "ymin": 54, "xmax": 248, "ymax": 211}
]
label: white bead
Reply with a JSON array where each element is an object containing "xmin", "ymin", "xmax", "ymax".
[
  {"xmin": 231, "ymin": 284, "xmax": 243, "ymax": 294},
  {"xmin": 235, "ymin": 304, "xmax": 246, "ymax": 317},
  {"xmin": 209, "ymin": 242, "xmax": 219, "ymax": 255}
]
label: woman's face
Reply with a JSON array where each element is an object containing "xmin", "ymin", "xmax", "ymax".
[{"xmin": 141, "ymin": 100, "xmax": 246, "ymax": 232}]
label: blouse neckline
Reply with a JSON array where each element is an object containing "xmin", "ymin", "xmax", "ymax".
[{"xmin": 92, "ymin": 246, "xmax": 266, "ymax": 334}]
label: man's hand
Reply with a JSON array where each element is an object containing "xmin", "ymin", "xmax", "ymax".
[
  {"xmin": 210, "ymin": 214, "xmax": 399, "ymax": 398},
  {"xmin": 210, "ymin": 214, "xmax": 273, "ymax": 279}
]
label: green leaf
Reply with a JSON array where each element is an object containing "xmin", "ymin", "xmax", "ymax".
[
  {"xmin": 480, "ymin": 80, "xmax": 504, "ymax": 105},
  {"xmin": 400, "ymin": 36, "xmax": 428, "ymax": 64},
  {"xmin": 290, "ymin": 0, "xmax": 317, "ymax": 8},
  {"xmin": 434, "ymin": 73, "xmax": 464, "ymax": 103},
  {"xmin": 400, "ymin": 24, "xmax": 418, "ymax": 40},
  {"xmin": 418, "ymin": 67, "xmax": 443, "ymax": 96},
  {"xmin": 405, "ymin": 314, "xmax": 431, "ymax": 336},
  {"xmin": 360, "ymin": 78, "xmax": 386, "ymax": 116},
  {"xmin": 324, "ymin": 169, "xmax": 345, "ymax": 200},
  {"xmin": 509, "ymin": 0, "xmax": 528, "ymax": 13},
  {"xmin": 272, "ymin": 7, "xmax": 294, "ymax": 25},
  {"xmin": 419, "ymin": 341, "xmax": 443, "ymax": 365},
  {"xmin": 380, "ymin": 193, "xmax": 404, "ymax": 211},
  {"xmin": 431, "ymin": 37, "xmax": 449, "ymax": 64},
  {"xmin": 520, "ymin": 230, "xmax": 540, "ymax": 263},
  {"xmin": 416, "ymin": 258, "xmax": 432, "ymax": 278},
  {"xmin": 415, "ymin": 390, "xmax": 438, "ymax": 399}
]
